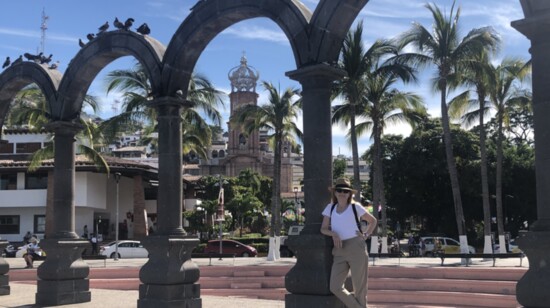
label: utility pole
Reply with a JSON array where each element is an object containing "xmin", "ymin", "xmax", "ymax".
[{"xmin": 39, "ymin": 8, "xmax": 49, "ymax": 54}]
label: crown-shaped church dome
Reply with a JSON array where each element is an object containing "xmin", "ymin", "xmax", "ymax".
[{"xmin": 228, "ymin": 54, "xmax": 259, "ymax": 93}]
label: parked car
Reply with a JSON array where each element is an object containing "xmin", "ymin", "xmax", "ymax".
[
  {"xmin": 493, "ymin": 239, "xmax": 522, "ymax": 253},
  {"xmin": 203, "ymin": 239, "xmax": 257, "ymax": 257},
  {"xmin": 100, "ymin": 240, "xmax": 148, "ymax": 259},
  {"xmin": 421, "ymin": 236, "xmax": 476, "ymax": 256}
]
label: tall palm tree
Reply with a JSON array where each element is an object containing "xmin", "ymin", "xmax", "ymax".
[
  {"xmin": 449, "ymin": 51, "xmax": 495, "ymax": 253},
  {"xmin": 489, "ymin": 58, "xmax": 531, "ymax": 252},
  {"xmin": 231, "ymin": 81, "xmax": 301, "ymax": 260},
  {"xmin": 398, "ymin": 1, "xmax": 499, "ymax": 242},
  {"xmin": 102, "ymin": 63, "xmax": 225, "ymax": 158},
  {"xmin": 353, "ymin": 75, "xmax": 426, "ymax": 243},
  {"xmin": 332, "ymin": 21, "xmax": 401, "ymax": 200}
]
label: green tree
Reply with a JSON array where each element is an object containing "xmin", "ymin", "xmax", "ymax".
[
  {"xmin": 231, "ymin": 81, "xmax": 301, "ymax": 260},
  {"xmin": 102, "ymin": 63, "xmax": 224, "ymax": 159},
  {"xmin": 7, "ymin": 85, "xmax": 109, "ymax": 173},
  {"xmin": 353, "ymin": 72, "xmax": 425, "ymax": 240},
  {"xmin": 397, "ymin": 1, "xmax": 499, "ymax": 243},
  {"xmin": 488, "ymin": 58, "xmax": 531, "ymax": 248},
  {"xmin": 333, "ymin": 21, "xmax": 416, "ymax": 199},
  {"xmin": 333, "ymin": 158, "xmax": 347, "ymax": 180}
]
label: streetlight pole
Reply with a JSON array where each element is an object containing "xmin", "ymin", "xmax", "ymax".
[
  {"xmin": 217, "ymin": 175, "xmax": 225, "ymax": 259},
  {"xmin": 293, "ymin": 187, "xmax": 300, "ymax": 225},
  {"xmin": 114, "ymin": 172, "xmax": 121, "ymax": 261}
]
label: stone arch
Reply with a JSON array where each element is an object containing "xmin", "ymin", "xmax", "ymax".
[
  {"xmin": 0, "ymin": 62, "xmax": 62, "ymax": 130},
  {"xmin": 162, "ymin": 0, "xmax": 312, "ymax": 95},
  {"xmin": 55, "ymin": 31, "xmax": 165, "ymax": 121}
]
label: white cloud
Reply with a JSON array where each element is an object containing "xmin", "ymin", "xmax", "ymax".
[{"xmin": 221, "ymin": 26, "xmax": 289, "ymax": 45}]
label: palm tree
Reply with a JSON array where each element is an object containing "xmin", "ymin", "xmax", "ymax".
[
  {"xmin": 7, "ymin": 85, "xmax": 109, "ymax": 172},
  {"xmin": 397, "ymin": 1, "xmax": 499, "ymax": 242},
  {"xmin": 449, "ymin": 51, "xmax": 495, "ymax": 253},
  {"xmin": 333, "ymin": 22, "xmax": 424, "ymax": 249},
  {"xmin": 230, "ymin": 81, "xmax": 301, "ymax": 260},
  {"xmin": 102, "ymin": 63, "xmax": 225, "ymax": 158},
  {"xmin": 353, "ymin": 76, "xmax": 425, "ymax": 244},
  {"xmin": 332, "ymin": 21, "xmax": 404, "ymax": 200},
  {"xmin": 489, "ymin": 58, "xmax": 531, "ymax": 252}
]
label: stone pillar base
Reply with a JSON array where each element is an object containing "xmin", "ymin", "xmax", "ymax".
[
  {"xmin": 36, "ymin": 279, "xmax": 90, "ymax": 305},
  {"xmin": 0, "ymin": 275, "xmax": 9, "ymax": 296},
  {"xmin": 137, "ymin": 283, "xmax": 201, "ymax": 308},
  {"xmin": 286, "ymin": 293, "xmax": 345, "ymax": 308},
  {"xmin": 0, "ymin": 240, "xmax": 10, "ymax": 296},
  {"xmin": 138, "ymin": 236, "xmax": 200, "ymax": 306},
  {"xmin": 35, "ymin": 239, "xmax": 90, "ymax": 306},
  {"xmin": 516, "ymin": 230, "xmax": 550, "ymax": 307}
]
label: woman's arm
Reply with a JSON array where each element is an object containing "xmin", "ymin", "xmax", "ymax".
[
  {"xmin": 360, "ymin": 211, "xmax": 378, "ymax": 237},
  {"xmin": 320, "ymin": 215, "xmax": 342, "ymax": 248}
]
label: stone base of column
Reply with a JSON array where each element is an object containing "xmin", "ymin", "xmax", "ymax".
[
  {"xmin": 0, "ymin": 275, "xmax": 9, "ymax": 296},
  {"xmin": 36, "ymin": 279, "xmax": 90, "ymax": 305},
  {"xmin": 137, "ymin": 283, "xmax": 201, "ymax": 308},
  {"xmin": 516, "ymin": 230, "xmax": 550, "ymax": 307},
  {"xmin": 35, "ymin": 239, "xmax": 90, "ymax": 306},
  {"xmin": 0, "ymin": 241, "xmax": 10, "ymax": 296},
  {"xmin": 138, "ymin": 236, "xmax": 200, "ymax": 307},
  {"xmin": 286, "ymin": 293, "xmax": 345, "ymax": 308}
]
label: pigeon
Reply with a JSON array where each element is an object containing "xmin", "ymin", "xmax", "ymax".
[
  {"xmin": 24, "ymin": 52, "xmax": 43, "ymax": 62},
  {"xmin": 79, "ymin": 38, "xmax": 86, "ymax": 48},
  {"xmin": 40, "ymin": 54, "xmax": 53, "ymax": 64},
  {"xmin": 48, "ymin": 61, "xmax": 59, "ymax": 70},
  {"xmin": 11, "ymin": 55, "xmax": 23, "ymax": 66},
  {"xmin": 123, "ymin": 18, "xmax": 135, "ymax": 31},
  {"xmin": 98, "ymin": 21, "xmax": 109, "ymax": 35},
  {"xmin": 114, "ymin": 17, "xmax": 124, "ymax": 30},
  {"xmin": 136, "ymin": 23, "xmax": 150, "ymax": 35},
  {"xmin": 86, "ymin": 33, "xmax": 95, "ymax": 41},
  {"xmin": 2, "ymin": 56, "xmax": 10, "ymax": 68}
]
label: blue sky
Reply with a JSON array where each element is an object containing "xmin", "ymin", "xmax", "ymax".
[{"xmin": 0, "ymin": 0, "xmax": 530, "ymax": 157}]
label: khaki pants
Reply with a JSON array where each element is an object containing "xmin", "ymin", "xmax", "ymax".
[{"xmin": 330, "ymin": 236, "xmax": 369, "ymax": 308}]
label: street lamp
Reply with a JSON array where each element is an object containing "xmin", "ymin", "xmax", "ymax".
[
  {"xmin": 114, "ymin": 172, "xmax": 121, "ymax": 261},
  {"xmin": 293, "ymin": 187, "xmax": 300, "ymax": 225}
]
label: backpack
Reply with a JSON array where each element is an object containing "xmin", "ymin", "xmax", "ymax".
[{"xmin": 330, "ymin": 203, "xmax": 362, "ymax": 233}]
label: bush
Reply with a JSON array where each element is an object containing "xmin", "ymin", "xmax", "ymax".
[
  {"xmin": 193, "ymin": 243, "xmax": 206, "ymax": 253},
  {"xmin": 250, "ymin": 243, "xmax": 268, "ymax": 253}
]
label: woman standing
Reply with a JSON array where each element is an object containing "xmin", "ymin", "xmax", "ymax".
[{"xmin": 320, "ymin": 178, "xmax": 377, "ymax": 308}]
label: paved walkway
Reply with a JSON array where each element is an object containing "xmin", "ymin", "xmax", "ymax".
[{"xmin": 0, "ymin": 256, "xmax": 528, "ymax": 307}]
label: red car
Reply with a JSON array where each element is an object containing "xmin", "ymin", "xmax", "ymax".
[{"xmin": 203, "ymin": 239, "xmax": 257, "ymax": 257}]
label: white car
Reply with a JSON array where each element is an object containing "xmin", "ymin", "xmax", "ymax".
[
  {"xmin": 100, "ymin": 240, "xmax": 148, "ymax": 259},
  {"xmin": 421, "ymin": 236, "xmax": 476, "ymax": 256}
]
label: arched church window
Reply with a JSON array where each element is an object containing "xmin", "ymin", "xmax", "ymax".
[{"xmin": 212, "ymin": 150, "xmax": 218, "ymax": 158}]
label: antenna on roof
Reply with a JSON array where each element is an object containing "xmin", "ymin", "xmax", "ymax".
[{"xmin": 39, "ymin": 8, "xmax": 49, "ymax": 54}]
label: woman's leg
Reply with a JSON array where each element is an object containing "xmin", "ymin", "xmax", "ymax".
[
  {"xmin": 330, "ymin": 241, "xmax": 363, "ymax": 308},
  {"xmin": 348, "ymin": 237, "xmax": 369, "ymax": 307}
]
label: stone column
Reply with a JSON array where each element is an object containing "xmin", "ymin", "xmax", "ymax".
[
  {"xmin": 0, "ymin": 240, "xmax": 9, "ymax": 296},
  {"xmin": 138, "ymin": 97, "xmax": 200, "ymax": 308},
  {"xmin": 284, "ymin": 63, "xmax": 346, "ymax": 308},
  {"xmin": 37, "ymin": 121, "xmax": 90, "ymax": 306},
  {"xmin": 512, "ymin": 1, "xmax": 550, "ymax": 307}
]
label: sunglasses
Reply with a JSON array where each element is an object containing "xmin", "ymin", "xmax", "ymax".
[{"xmin": 335, "ymin": 189, "xmax": 350, "ymax": 193}]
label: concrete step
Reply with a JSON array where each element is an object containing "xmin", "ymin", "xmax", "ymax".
[
  {"xmin": 370, "ymin": 277, "xmax": 516, "ymax": 295},
  {"xmin": 233, "ymin": 270, "xmax": 265, "ymax": 277},
  {"xmin": 230, "ymin": 282, "xmax": 262, "ymax": 289},
  {"xmin": 369, "ymin": 290, "xmax": 519, "ymax": 308}
]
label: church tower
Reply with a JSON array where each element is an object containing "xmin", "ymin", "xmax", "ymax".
[{"xmin": 224, "ymin": 54, "xmax": 262, "ymax": 176}]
